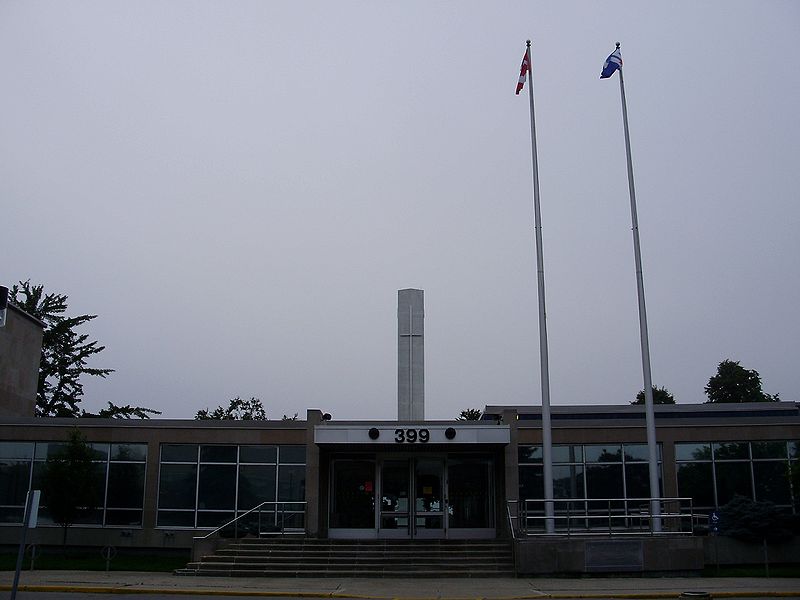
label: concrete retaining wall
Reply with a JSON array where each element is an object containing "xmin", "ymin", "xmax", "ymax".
[
  {"xmin": 515, "ymin": 536, "xmax": 705, "ymax": 575},
  {"xmin": 703, "ymin": 536, "xmax": 800, "ymax": 566}
]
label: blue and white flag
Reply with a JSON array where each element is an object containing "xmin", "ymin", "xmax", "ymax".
[{"xmin": 600, "ymin": 48, "xmax": 622, "ymax": 79}]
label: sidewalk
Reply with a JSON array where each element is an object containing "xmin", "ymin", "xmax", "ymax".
[{"xmin": 2, "ymin": 571, "xmax": 800, "ymax": 599}]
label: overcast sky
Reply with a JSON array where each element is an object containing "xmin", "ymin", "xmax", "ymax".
[{"xmin": 2, "ymin": 1, "xmax": 798, "ymax": 420}]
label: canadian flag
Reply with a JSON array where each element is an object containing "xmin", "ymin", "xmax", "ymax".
[{"xmin": 515, "ymin": 50, "xmax": 530, "ymax": 95}]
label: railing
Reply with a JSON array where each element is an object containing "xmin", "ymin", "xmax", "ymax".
[
  {"xmin": 512, "ymin": 497, "xmax": 698, "ymax": 537},
  {"xmin": 192, "ymin": 501, "xmax": 306, "ymax": 551},
  {"xmin": 506, "ymin": 499, "xmax": 519, "ymax": 540}
]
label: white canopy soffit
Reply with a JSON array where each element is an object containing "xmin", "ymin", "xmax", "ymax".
[{"xmin": 314, "ymin": 424, "xmax": 510, "ymax": 445}]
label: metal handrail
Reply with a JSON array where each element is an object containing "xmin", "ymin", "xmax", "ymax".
[
  {"xmin": 511, "ymin": 497, "xmax": 696, "ymax": 537},
  {"xmin": 193, "ymin": 501, "xmax": 307, "ymax": 542},
  {"xmin": 506, "ymin": 499, "xmax": 518, "ymax": 540}
]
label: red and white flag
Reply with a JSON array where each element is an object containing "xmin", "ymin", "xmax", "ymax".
[{"xmin": 515, "ymin": 50, "xmax": 530, "ymax": 95}]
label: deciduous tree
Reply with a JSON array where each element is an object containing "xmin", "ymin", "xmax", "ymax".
[
  {"xmin": 631, "ymin": 386, "xmax": 675, "ymax": 405},
  {"xmin": 39, "ymin": 428, "xmax": 102, "ymax": 547},
  {"xmin": 705, "ymin": 360, "xmax": 779, "ymax": 403}
]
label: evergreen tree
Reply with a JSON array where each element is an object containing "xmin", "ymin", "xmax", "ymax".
[
  {"xmin": 87, "ymin": 402, "xmax": 161, "ymax": 419},
  {"xmin": 718, "ymin": 495, "xmax": 791, "ymax": 543},
  {"xmin": 457, "ymin": 408, "xmax": 483, "ymax": 421},
  {"xmin": 11, "ymin": 281, "xmax": 113, "ymax": 417},
  {"xmin": 196, "ymin": 396, "xmax": 267, "ymax": 420}
]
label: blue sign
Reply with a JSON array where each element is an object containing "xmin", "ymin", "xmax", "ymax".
[{"xmin": 709, "ymin": 510, "xmax": 720, "ymax": 533}]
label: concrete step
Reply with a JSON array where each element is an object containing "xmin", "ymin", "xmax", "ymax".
[
  {"xmin": 177, "ymin": 568, "xmax": 515, "ymax": 578},
  {"xmin": 181, "ymin": 538, "xmax": 514, "ymax": 578}
]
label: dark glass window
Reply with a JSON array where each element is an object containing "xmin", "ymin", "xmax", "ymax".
[
  {"xmin": 278, "ymin": 465, "xmax": 306, "ymax": 502},
  {"xmin": 751, "ymin": 441, "xmax": 787, "ymax": 460},
  {"xmin": 157, "ymin": 510, "xmax": 195, "ymax": 527},
  {"xmin": 552, "ymin": 445, "xmax": 583, "ymax": 463},
  {"xmin": 0, "ymin": 461, "xmax": 31, "ymax": 505},
  {"xmin": 713, "ymin": 442, "xmax": 750, "ymax": 461},
  {"xmin": 106, "ymin": 509, "xmax": 143, "ymax": 526},
  {"xmin": 107, "ymin": 463, "xmax": 145, "ymax": 509},
  {"xmin": 198, "ymin": 465, "xmax": 236, "ymax": 509},
  {"xmin": 330, "ymin": 460, "xmax": 375, "ymax": 528},
  {"xmin": 624, "ymin": 463, "xmax": 659, "ymax": 498},
  {"xmin": 73, "ymin": 508, "xmax": 104, "ymax": 525},
  {"xmin": 88, "ymin": 443, "xmax": 110, "ymax": 461},
  {"xmin": 110, "ymin": 444, "xmax": 147, "ymax": 462},
  {"xmin": 158, "ymin": 464, "xmax": 197, "ymax": 509},
  {"xmin": 448, "ymin": 459, "xmax": 492, "ymax": 529},
  {"xmin": 200, "ymin": 446, "xmax": 237, "ymax": 463},
  {"xmin": 161, "ymin": 445, "xmax": 198, "ymax": 463},
  {"xmin": 586, "ymin": 464, "xmax": 623, "ymax": 498},
  {"xmin": 623, "ymin": 444, "xmax": 658, "ymax": 462},
  {"xmin": 34, "ymin": 443, "xmax": 68, "ymax": 460},
  {"xmin": 197, "ymin": 511, "xmax": 235, "ymax": 528},
  {"xmin": 715, "ymin": 462, "xmax": 753, "ymax": 506},
  {"xmin": 585, "ymin": 445, "xmax": 622, "ymax": 463},
  {"xmin": 677, "ymin": 462, "xmax": 714, "ymax": 508},
  {"xmin": 30, "ymin": 461, "xmax": 46, "ymax": 490},
  {"xmin": 518, "ymin": 465, "xmax": 543, "ymax": 501},
  {"xmin": 553, "ymin": 465, "xmax": 584, "ymax": 499},
  {"xmin": 238, "ymin": 465, "xmax": 276, "ymax": 510},
  {"xmin": 240, "ymin": 446, "xmax": 277, "ymax": 463},
  {"xmin": 675, "ymin": 442, "xmax": 712, "ymax": 461},
  {"xmin": 753, "ymin": 461, "xmax": 791, "ymax": 505},
  {"xmin": 790, "ymin": 442, "xmax": 800, "ymax": 459},
  {"xmin": 279, "ymin": 446, "xmax": 306, "ymax": 464},
  {"xmin": 518, "ymin": 446, "xmax": 542, "ymax": 464},
  {"xmin": 0, "ymin": 442, "xmax": 34, "ymax": 460},
  {"xmin": 0, "ymin": 507, "xmax": 25, "ymax": 524}
]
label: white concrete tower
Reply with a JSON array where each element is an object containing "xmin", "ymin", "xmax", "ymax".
[{"xmin": 397, "ymin": 289, "xmax": 424, "ymax": 421}]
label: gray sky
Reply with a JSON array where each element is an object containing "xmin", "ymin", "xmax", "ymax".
[{"xmin": 2, "ymin": 1, "xmax": 798, "ymax": 420}]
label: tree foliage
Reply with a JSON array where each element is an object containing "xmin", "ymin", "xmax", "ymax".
[
  {"xmin": 457, "ymin": 408, "xmax": 483, "ymax": 421},
  {"xmin": 39, "ymin": 428, "xmax": 102, "ymax": 546},
  {"xmin": 196, "ymin": 396, "xmax": 267, "ymax": 420},
  {"xmin": 11, "ymin": 281, "xmax": 113, "ymax": 417},
  {"xmin": 631, "ymin": 386, "xmax": 675, "ymax": 405},
  {"xmin": 85, "ymin": 402, "xmax": 161, "ymax": 419},
  {"xmin": 718, "ymin": 495, "xmax": 791, "ymax": 543},
  {"xmin": 705, "ymin": 359, "xmax": 779, "ymax": 403}
]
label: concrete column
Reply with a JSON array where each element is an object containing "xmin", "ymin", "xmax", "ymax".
[
  {"xmin": 142, "ymin": 439, "xmax": 161, "ymax": 531},
  {"xmin": 397, "ymin": 289, "xmax": 424, "ymax": 421},
  {"xmin": 305, "ymin": 409, "xmax": 323, "ymax": 537},
  {"xmin": 503, "ymin": 408, "xmax": 520, "ymax": 537}
]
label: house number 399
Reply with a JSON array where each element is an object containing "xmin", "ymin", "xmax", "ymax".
[{"xmin": 394, "ymin": 428, "xmax": 430, "ymax": 443}]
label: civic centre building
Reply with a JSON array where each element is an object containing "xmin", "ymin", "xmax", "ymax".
[{"xmin": 1, "ymin": 289, "xmax": 799, "ymax": 573}]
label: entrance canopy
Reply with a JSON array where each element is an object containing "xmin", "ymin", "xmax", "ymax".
[{"xmin": 314, "ymin": 423, "xmax": 510, "ymax": 445}]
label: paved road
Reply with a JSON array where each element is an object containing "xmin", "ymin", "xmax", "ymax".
[
  {"xmin": 3, "ymin": 571, "xmax": 800, "ymax": 600},
  {"xmin": 13, "ymin": 595, "xmax": 278, "ymax": 600}
]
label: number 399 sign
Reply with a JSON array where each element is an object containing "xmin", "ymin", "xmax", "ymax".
[{"xmin": 394, "ymin": 428, "xmax": 430, "ymax": 443}]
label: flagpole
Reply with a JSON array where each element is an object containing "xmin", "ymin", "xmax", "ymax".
[
  {"xmin": 525, "ymin": 39, "xmax": 555, "ymax": 534},
  {"xmin": 614, "ymin": 42, "xmax": 662, "ymax": 532}
]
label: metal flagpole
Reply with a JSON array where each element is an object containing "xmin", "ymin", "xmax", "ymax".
[
  {"xmin": 524, "ymin": 39, "xmax": 555, "ymax": 533},
  {"xmin": 614, "ymin": 42, "xmax": 662, "ymax": 532}
]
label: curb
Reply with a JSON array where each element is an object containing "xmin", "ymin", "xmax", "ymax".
[{"xmin": 2, "ymin": 585, "xmax": 800, "ymax": 599}]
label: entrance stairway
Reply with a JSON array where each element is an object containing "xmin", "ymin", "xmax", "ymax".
[{"xmin": 177, "ymin": 538, "xmax": 515, "ymax": 577}]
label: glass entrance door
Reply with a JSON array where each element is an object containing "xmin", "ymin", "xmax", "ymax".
[
  {"xmin": 413, "ymin": 458, "xmax": 445, "ymax": 538},
  {"xmin": 379, "ymin": 459, "xmax": 410, "ymax": 537},
  {"xmin": 378, "ymin": 457, "xmax": 446, "ymax": 539}
]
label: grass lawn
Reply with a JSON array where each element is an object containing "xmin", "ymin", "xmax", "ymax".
[
  {"xmin": 0, "ymin": 551, "xmax": 189, "ymax": 572},
  {"xmin": 703, "ymin": 564, "xmax": 800, "ymax": 577}
]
